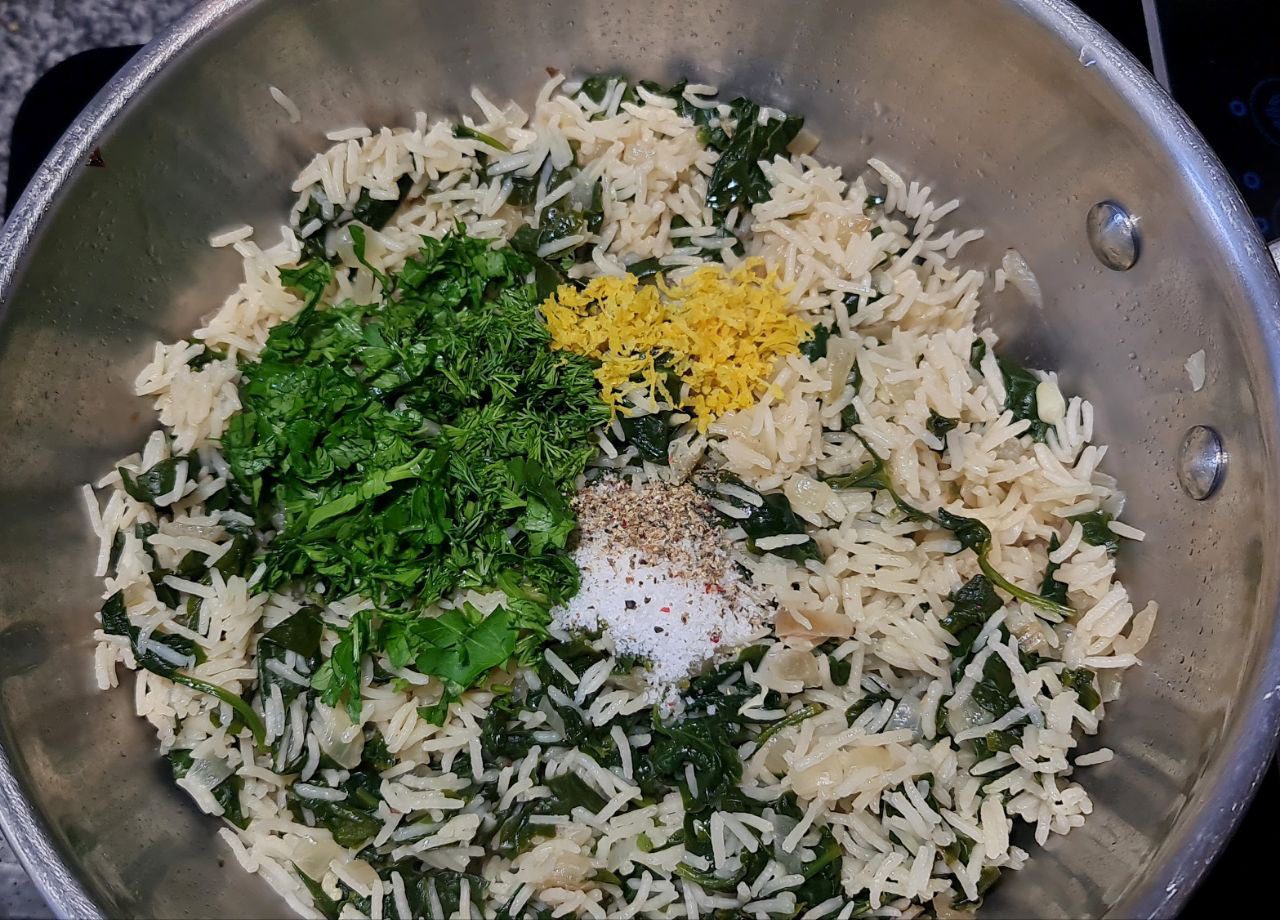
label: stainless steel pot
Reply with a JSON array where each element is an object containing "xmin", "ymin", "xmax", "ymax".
[{"xmin": 2, "ymin": 1, "xmax": 1279, "ymax": 917}]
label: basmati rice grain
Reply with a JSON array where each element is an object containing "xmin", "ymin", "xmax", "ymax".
[{"xmin": 269, "ymin": 86, "xmax": 302, "ymax": 123}]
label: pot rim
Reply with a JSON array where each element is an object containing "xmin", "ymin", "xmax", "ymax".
[{"xmin": 1, "ymin": 1, "xmax": 1278, "ymax": 917}]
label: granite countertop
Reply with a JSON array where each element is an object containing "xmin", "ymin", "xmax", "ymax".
[
  {"xmin": 0, "ymin": 835, "xmax": 49, "ymax": 920},
  {"xmin": 0, "ymin": 0, "xmax": 196, "ymax": 219},
  {"xmin": 0, "ymin": 3, "xmax": 197, "ymax": 911}
]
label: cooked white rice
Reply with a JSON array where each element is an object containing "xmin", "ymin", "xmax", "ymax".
[{"xmin": 87, "ymin": 74, "xmax": 1154, "ymax": 919}]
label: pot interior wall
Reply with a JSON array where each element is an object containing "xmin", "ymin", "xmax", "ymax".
[{"xmin": 1, "ymin": 1, "xmax": 1276, "ymax": 917}]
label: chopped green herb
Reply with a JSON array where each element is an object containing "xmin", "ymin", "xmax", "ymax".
[
  {"xmin": 383, "ymin": 603, "xmax": 518, "ymax": 699},
  {"xmin": 223, "ymin": 227, "xmax": 607, "ymax": 718},
  {"xmin": 278, "ymin": 259, "xmax": 333, "ymax": 309}
]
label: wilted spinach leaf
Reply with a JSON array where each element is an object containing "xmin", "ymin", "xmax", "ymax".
[
  {"xmin": 791, "ymin": 825, "xmax": 846, "ymax": 916},
  {"xmin": 703, "ymin": 98, "xmax": 803, "ymax": 219},
  {"xmin": 999, "ymin": 359, "xmax": 1050, "ymax": 442},
  {"xmin": 256, "ymin": 606, "xmax": 324, "ymax": 758},
  {"xmin": 619, "ymin": 411, "xmax": 673, "ymax": 465},
  {"xmin": 294, "ymin": 174, "xmax": 413, "ymax": 262},
  {"xmin": 701, "ymin": 475, "xmax": 819, "ymax": 563},
  {"xmin": 800, "ymin": 322, "xmax": 833, "ymax": 361},
  {"xmin": 1040, "ymin": 533, "xmax": 1069, "ymax": 605},
  {"xmin": 166, "ymin": 750, "xmax": 248, "ymax": 829},
  {"xmin": 1061, "ymin": 667, "xmax": 1101, "ymax": 711},
  {"xmin": 846, "ymin": 685, "xmax": 894, "ymax": 726},
  {"xmin": 351, "ymin": 174, "xmax": 415, "ymax": 233},
  {"xmin": 1069, "ymin": 510, "xmax": 1119, "ymax": 555},
  {"xmin": 295, "ymin": 871, "xmax": 340, "ymax": 920},
  {"xmin": 821, "ymin": 438, "xmax": 1071, "ymax": 619},
  {"xmin": 754, "ymin": 703, "xmax": 823, "ymax": 748},
  {"xmin": 118, "ymin": 455, "xmax": 190, "ymax": 505},
  {"xmin": 939, "ymin": 575, "xmax": 1003, "ymax": 661},
  {"xmin": 187, "ymin": 343, "xmax": 227, "ymax": 370},
  {"xmin": 101, "ymin": 591, "xmax": 265, "ymax": 744},
  {"xmin": 624, "ymin": 256, "xmax": 664, "ymax": 280},
  {"xmin": 508, "ymin": 225, "xmax": 571, "ymax": 300},
  {"xmin": 927, "ymin": 411, "xmax": 958, "ymax": 444},
  {"xmin": 304, "ymin": 795, "xmax": 381, "ymax": 849},
  {"xmin": 453, "ymin": 124, "xmax": 510, "ymax": 152}
]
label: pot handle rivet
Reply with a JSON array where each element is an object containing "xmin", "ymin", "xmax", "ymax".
[
  {"xmin": 1087, "ymin": 201, "xmax": 1140, "ymax": 271},
  {"xmin": 1178, "ymin": 425, "xmax": 1226, "ymax": 500}
]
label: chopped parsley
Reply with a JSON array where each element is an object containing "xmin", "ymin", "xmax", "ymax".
[{"xmin": 221, "ymin": 227, "xmax": 607, "ymax": 714}]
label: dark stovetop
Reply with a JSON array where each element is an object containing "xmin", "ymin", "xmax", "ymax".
[
  {"xmin": 3, "ymin": 3, "xmax": 1277, "ymax": 917},
  {"xmin": 7, "ymin": 2, "xmax": 1280, "ymax": 231}
]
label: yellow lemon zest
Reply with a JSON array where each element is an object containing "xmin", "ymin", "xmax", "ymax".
[{"xmin": 541, "ymin": 260, "xmax": 811, "ymax": 431}]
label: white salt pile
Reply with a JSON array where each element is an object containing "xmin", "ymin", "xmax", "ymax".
[{"xmin": 552, "ymin": 477, "xmax": 766, "ymax": 693}]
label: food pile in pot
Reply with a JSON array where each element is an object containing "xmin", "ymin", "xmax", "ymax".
[{"xmin": 84, "ymin": 73, "xmax": 1154, "ymax": 919}]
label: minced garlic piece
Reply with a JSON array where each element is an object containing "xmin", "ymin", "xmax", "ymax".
[{"xmin": 541, "ymin": 260, "xmax": 811, "ymax": 430}]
